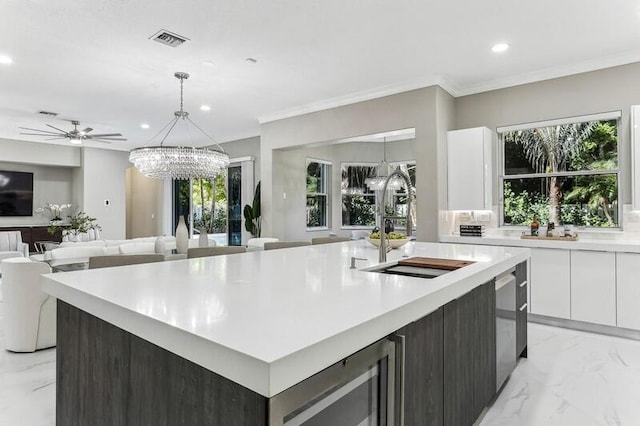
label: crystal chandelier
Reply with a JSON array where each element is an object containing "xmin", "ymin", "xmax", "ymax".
[
  {"xmin": 129, "ymin": 72, "xmax": 230, "ymax": 180},
  {"xmin": 365, "ymin": 138, "xmax": 404, "ymax": 191}
]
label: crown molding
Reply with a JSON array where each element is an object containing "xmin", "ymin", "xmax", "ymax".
[
  {"xmin": 258, "ymin": 75, "xmax": 448, "ymax": 124},
  {"xmin": 258, "ymin": 51, "xmax": 640, "ymax": 126},
  {"xmin": 455, "ymin": 50, "xmax": 640, "ymax": 97}
]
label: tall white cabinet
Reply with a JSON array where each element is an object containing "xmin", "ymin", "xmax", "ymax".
[
  {"xmin": 632, "ymin": 106, "xmax": 640, "ymax": 210},
  {"xmin": 447, "ymin": 127, "xmax": 493, "ymax": 210}
]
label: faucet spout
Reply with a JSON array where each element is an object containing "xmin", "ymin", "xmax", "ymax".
[{"xmin": 378, "ymin": 168, "xmax": 413, "ymax": 263}]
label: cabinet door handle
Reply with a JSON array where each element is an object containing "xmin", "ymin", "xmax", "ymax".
[
  {"xmin": 390, "ymin": 334, "xmax": 406, "ymax": 426},
  {"xmin": 519, "ymin": 280, "xmax": 527, "ymax": 288},
  {"xmin": 518, "ymin": 303, "xmax": 528, "ymax": 312}
]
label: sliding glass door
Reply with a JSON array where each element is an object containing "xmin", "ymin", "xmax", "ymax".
[{"xmin": 172, "ymin": 165, "xmax": 246, "ymax": 246}]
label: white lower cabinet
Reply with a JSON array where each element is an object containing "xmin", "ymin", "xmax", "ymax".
[
  {"xmin": 530, "ymin": 248, "xmax": 571, "ymax": 319},
  {"xmin": 616, "ymin": 252, "xmax": 640, "ymax": 330},
  {"xmin": 570, "ymin": 250, "xmax": 616, "ymax": 326}
]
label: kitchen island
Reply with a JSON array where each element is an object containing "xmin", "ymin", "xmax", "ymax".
[{"xmin": 42, "ymin": 241, "xmax": 530, "ymax": 425}]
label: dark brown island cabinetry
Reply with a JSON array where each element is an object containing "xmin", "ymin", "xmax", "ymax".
[
  {"xmin": 56, "ymin": 263, "xmax": 528, "ymax": 426},
  {"xmin": 516, "ymin": 261, "xmax": 528, "ymax": 358}
]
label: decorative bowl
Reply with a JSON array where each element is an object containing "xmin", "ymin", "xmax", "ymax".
[{"xmin": 365, "ymin": 237, "xmax": 410, "ymax": 249}]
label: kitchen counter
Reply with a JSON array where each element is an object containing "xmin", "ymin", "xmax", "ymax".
[
  {"xmin": 440, "ymin": 234, "xmax": 640, "ymax": 253},
  {"xmin": 42, "ymin": 240, "xmax": 529, "ymax": 398}
]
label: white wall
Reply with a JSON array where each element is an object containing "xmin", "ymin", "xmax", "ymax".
[
  {"xmin": 0, "ymin": 138, "xmax": 80, "ymax": 167},
  {"xmin": 77, "ymin": 147, "xmax": 130, "ymax": 240},
  {"xmin": 126, "ymin": 167, "xmax": 165, "ymax": 238},
  {"xmin": 456, "ymin": 61, "xmax": 640, "ymax": 207},
  {"xmin": 0, "ymin": 162, "xmax": 74, "ymax": 226},
  {"xmin": 278, "ymin": 140, "xmax": 414, "ymax": 241},
  {"xmin": 217, "ymin": 136, "xmax": 261, "ymax": 180},
  {"xmin": 261, "ymin": 86, "xmax": 453, "ymax": 242}
]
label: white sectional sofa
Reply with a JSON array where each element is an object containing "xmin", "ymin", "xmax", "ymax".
[{"xmin": 30, "ymin": 236, "xmax": 219, "ymax": 265}]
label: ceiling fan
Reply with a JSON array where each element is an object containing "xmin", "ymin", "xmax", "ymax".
[{"xmin": 19, "ymin": 120, "xmax": 127, "ymax": 144}]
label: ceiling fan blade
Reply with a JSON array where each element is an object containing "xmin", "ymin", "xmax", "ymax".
[
  {"xmin": 46, "ymin": 124, "xmax": 69, "ymax": 133},
  {"xmin": 82, "ymin": 127, "xmax": 93, "ymax": 133},
  {"xmin": 89, "ymin": 140, "xmax": 112, "ymax": 144},
  {"xmin": 20, "ymin": 132, "xmax": 64, "ymax": 136},
  {"xmin": 92, "ymin": 138, "xmax": 127, "ymax": 141},
  {"xmin": 18, "ymin": 127, "xmax": 62, "ymax": 135},
  {"xmin": 44, "ymin": 137, "xmax": 67, "ymax": 141},
  {"xmin": 87, "ymin": 133, "xmax": 123, "ymax": 138}
]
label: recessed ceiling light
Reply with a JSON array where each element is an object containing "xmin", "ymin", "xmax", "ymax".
[
  {"xmin": 200, "ymin": 105, "xmax": 211, "ymax": 111},
  {"xmin": 491, "ymin": 43, "xmax": 509, "ymax": 53},
  {"xmin": 202, "ymin": 60, "xmax": 215, "ymax": 67},
  {"xmin": 245, "ymin": 58, "xmax": 258, "ymax": 63},
  {"xmin": 0, "ymin": 55, "xmax": 13, "ymax": 65},
  {"xmin": 140, "ymin": 123, "xmax": 150, "ymax": 129}
]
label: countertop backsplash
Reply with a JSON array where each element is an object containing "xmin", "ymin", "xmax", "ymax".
[{"xmin": 440, "ymin": 204, "xmax": 640, "ymax": 242}]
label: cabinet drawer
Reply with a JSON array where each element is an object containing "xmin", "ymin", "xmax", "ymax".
[{"xmin": 516, "ymin": 279, "xmax": 527, "ymax": 307}]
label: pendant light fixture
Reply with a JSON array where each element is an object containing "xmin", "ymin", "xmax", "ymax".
[
  {"xmin": 129, "ymin": 72, "xmax": 230, "ymax": 180},
  {"xmin": 365, "ymin": 137, "xmax": 404, "ymax": 191}
]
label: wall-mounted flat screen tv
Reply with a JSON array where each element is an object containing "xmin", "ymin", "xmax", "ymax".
[{"xmin": 0, "ymin": 171, "xmax": 34, "ymax": 216}]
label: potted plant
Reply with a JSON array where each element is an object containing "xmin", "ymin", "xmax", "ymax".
[
  {"xmin": 48, "ymin": 211, "xmax": 101, "ymax": 238},
  {"xmin": 243, "ymin": 181, "xmax": 261, "ymax": 237}
]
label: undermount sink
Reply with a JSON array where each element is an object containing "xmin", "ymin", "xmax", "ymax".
[
  {"xmin": 366, "ymin": 257, "xmax": 475, "ymax": 279},
  {"xmin": 374, "ymin": 264, "xmax": 451, "ymax": 279}
]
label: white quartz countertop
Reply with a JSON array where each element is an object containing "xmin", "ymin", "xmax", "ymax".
[
  {"xmin": 42, "ymin": 240, "xmax": 529, "ymax": 397},
  {"xmin": 440, "ymin": 234, "xmax": 640, "ymax": 253}
]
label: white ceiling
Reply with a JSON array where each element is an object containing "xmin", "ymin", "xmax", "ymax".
[{"xmin": 1, "ymin": 0, "xmax": 640, "ymax": 151}]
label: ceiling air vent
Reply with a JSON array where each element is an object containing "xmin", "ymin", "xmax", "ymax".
[
  {"xmin": 38, "ymin": 110, "xmax": 58, "ymax": 117},
  {"xmin": 150, "ymin": 30, "xmax": 189, "ymax": 47}
]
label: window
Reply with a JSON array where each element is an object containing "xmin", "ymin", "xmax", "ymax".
[
  {"xmin": 499, "ymin": 113, "xmax": 620, "ymax": 228},
  {"xmin": 341, "ymin": 164, "xmax": 377, "ymax": 227},
  {"xmin": 306, "ymin": 159, "xmax": 331, "ymax": 228},
  {"xmin": 341, "ymin": 162, "xmax": 417, "ymax": 231},
  {"xmin": 391, "ymin": 162, "xmax": 417, "ymax": 231},
  {"xmin": 173, "ymin": 173, "xmax": 229, "ymax": 244}
]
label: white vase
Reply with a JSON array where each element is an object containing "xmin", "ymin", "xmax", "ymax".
[
  {"xmin": 175, "ymin": 216, "xmax": 189, "ymax": 254},
  {"xmin": 154, "ymin": 236, "xmax": 166, "ymax": 254},
  {"xmin": 198, "ymin": 227, "xmax": 209, "ymax": 248}
]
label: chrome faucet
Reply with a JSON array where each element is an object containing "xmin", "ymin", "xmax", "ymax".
[{"xmin": 378, "ymin": 168, "xmax": 413, "ymax": 263}]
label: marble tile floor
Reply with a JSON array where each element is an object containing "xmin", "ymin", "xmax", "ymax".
[{"xmin": 1, "ymin": 296, "xmax": 639, "ymax": 426}]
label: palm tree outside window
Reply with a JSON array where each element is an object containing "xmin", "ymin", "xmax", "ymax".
[{"xmin": 499, "ymin": 112, "xmax": 620, "ymax": 228}]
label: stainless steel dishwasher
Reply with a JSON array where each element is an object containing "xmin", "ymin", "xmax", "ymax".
[{"xmin": 495, "ymin": 269, "xmax": 517, "ymax": 391}]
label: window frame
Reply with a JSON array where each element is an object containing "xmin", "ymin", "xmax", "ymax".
[
  {"xmin": 306, "ymin": 158, "xmax": 331, "ymax": 230},
  {"xmin": 339, "ymin": 160, "xmax": 417, "ymax": 231},
  {"xmin": 498, "ymin": 112, "xmax": 622, "ymax": 229},
  {"xmin": 340, "ymin": 162, "xmax": 378, "ymax": 229}
]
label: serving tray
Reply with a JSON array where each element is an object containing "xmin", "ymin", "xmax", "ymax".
[
  {"xmin": 397, "ymin": 257, "xmax": 475, "ymax": 270},
  {"xmin": 520, "ymin": 235, "xmax": 578, "ymax": 241}
]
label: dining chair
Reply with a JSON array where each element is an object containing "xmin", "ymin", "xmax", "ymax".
[
  {"xmin": 311, "ymin": 236, "xmax": 350, "ymax": 245},
  {"xmin": 264, "ymin": 241, "xmax": 311, "ymax": 250},
  {"xmin": 88, "ymin": 254, "xmax": 164, "ymax": 269},
  {"xmin": 187, "ymin": 246, "xmax": 247, "ymax": 258}
]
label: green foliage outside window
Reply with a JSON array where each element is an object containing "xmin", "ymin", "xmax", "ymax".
[{"xmin": 502, "ymin": 120, "xmax": 619, "ymax": 227}]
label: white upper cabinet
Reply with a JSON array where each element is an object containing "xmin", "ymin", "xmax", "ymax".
[
  {"xmin": 632, "ymin": 105, "xmax": 640, "ymax": 210},
  {"xmin": 447, "ymin": 127, "xmax": 493, "ymax": 210}
]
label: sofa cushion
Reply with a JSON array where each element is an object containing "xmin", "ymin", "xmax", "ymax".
[
  {"xmin": 119, "ymin": 242, "xmax": 155, "ymax": 254},
  {"xmin": 59, "ymin": 240, "xmax": 106, "ymax": 248},
  {"xmin": 48, "ymin": 246, "xmax": 106, "ymax": 261}
]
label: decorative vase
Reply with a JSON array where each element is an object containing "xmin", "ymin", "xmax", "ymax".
[
  {"xmin": 198, "ymin": 227, "xmax": 209, "ymax": 248},
  {"xmin": 154, "ymin": 236, "xmax": 166, "ymax": 254},
  {"xmin": 175, "ymin": 216, "xmax": 189, "ymax": 254}
]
